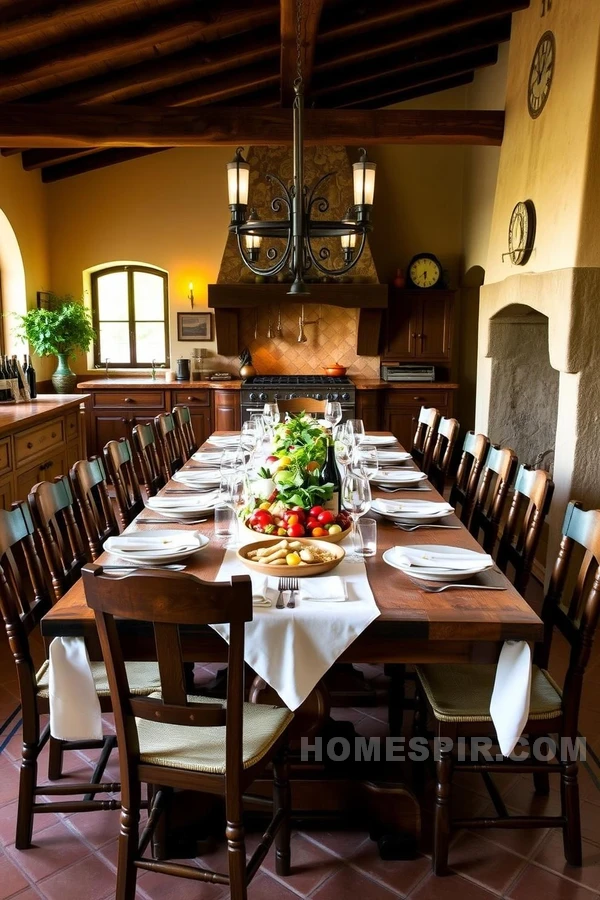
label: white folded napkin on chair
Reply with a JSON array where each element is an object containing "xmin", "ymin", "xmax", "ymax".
[
  {"xmin": 391, "ymin": 547, "xmax": 494, "ymax": 570},
  {"xmin": 490, "ymin": 640, "xmax": 532, "ymax": 757},
  {"xmin": 48, "ymin": 637, "xmax": 103, "ymax": 741}
]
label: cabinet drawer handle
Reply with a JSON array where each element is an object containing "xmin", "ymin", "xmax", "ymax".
[
  {"xmin": 121, "ymin": 417, "xmax": 133, "ymax": 424},
  {"xmin": 413, "ymin": 396, "xmax": 423, "ymax": 401},
  {"xmin": 26, "ymin": 441, "xmax": 33, "ymax": 449},
  {"xmin": 187, "ymin": 396, "xmax": 194, "ymax": 402},
  {"xmin": 124, "ymin": 397, "xmax": 134, "ymax": 403},
  {"xmin": 51, "ymin": 432, "xmax": 56, "ymax": 438}
]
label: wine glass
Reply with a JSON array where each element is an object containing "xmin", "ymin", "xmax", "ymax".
[
  {"xmin": 324, "ymin": 400, "xmax": 342, "ymax": 430},
  {"xmin": 249, "ymin": 412, "xmax": 266, "ymax": 440},
  {"xmin": 263, "ymin": 401, "xmax": 280, "ymax": 427},
  {"xmin": 240, "ymin": 420, "xmax": 260, "ymax": 462},
  {"xmin": 346, "ymin": 418, "xmax": 365, "ymax": 447},
  {"xmin": 334, "ymin": 427, "xmax": 353, "ymax": 473},
  {"xmin": 220, "ymin": 470, "xmax": 248, "ymax": 548},
  {"xmin": 353, "ymin": 441, "xmax": 379, "ymax": 481},
  {"xmin": 341, "ymin": 470, "xmax": 372, "ymax": 561},
  {"xmin": 220, "ymin": 445, "xmax": 246, "ymax": 476}
]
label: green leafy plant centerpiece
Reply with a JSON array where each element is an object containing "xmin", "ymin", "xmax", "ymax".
[{"xmin": 16, "ymin": 294, "xmax": 96, "ymax": 394}]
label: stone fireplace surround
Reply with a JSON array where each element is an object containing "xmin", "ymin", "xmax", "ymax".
[{"xmin": 476, "ymin": 267, "xmax": 600, "ymax": 576}]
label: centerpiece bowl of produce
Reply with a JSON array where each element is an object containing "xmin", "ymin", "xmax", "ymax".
[
  {"xmin": 241, "ymin": 413, "xmax": 351, "ymax": 543},
  {"xmin": 238, "ymin": 537, "xmax": 345, "ymax": 577}
]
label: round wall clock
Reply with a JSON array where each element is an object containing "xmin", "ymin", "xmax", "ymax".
[
  {"xmin": 528, "ymin": 30, "xmax": 555, "ymax": 119},
  {"xmin": 508, "ymin": 200, "xmax": 536, "ymax": 265},
  {"xmin": 407, "ymin": 253, "xmax": 443, "ymax": 289}
]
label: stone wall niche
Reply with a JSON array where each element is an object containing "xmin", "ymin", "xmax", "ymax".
[{"xmin": 487, "ymin": 305, "xmax": 559, "ymax": 470}]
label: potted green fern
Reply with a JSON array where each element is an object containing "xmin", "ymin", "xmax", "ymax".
[{"xmin": 16, "ymin": 294, "xmax": 96, "ymax": 393}]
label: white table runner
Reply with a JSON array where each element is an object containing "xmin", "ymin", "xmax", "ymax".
[{"xmin": 212, "ymin": 539, "xmax": 380, "ymax": 711}]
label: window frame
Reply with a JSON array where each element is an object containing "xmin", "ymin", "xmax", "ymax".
[{"xmin": 91, "ymin": 264, "xmax": 170, "ymax": 369}]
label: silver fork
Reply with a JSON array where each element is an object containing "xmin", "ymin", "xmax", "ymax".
[
  {"xmin": 378, "ymin": 486, "xmax": 431, "ymax": 493},
  {"xmin": 419, "ymin": 583, "xmax": 507, "ymax": 593},
  {"xmin": 287, "ymin": 576, "xmax": 298, "ymax": 609},
  {"xmin": 276, "ymin": 577, "xmax": 285, "ymax": 609}
]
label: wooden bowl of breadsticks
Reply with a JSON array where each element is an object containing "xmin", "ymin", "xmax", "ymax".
[{"xmin": 237, "ymin": 537, "xmax": 345, "ymax": 577}]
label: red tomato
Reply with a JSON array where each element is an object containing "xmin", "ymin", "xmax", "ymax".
[
  {"xmin": 309, "ymin": 505, "xmax": 324, "ymax": 518},
  {"xmin": 317, "ymin": 510, "xmax": 335, "ymax": 526},
  {"xmin": 306, "ymin": 517, "xmax": 318, "ymax": 532},
  {"xmin": 254, "ymin": 510, "xmax": 273, "ymax": 526},
  {"xmin": 291, "ymin": 506, "xmax": 306, "ymax": 523},
  {"xmin": 287, "ymin": 523, "xmax": 305, "ymax": 538}
]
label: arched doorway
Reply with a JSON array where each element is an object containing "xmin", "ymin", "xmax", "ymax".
[
  {"xmin": 458, "ymin": 265, "xmax": 485, "ymax": 431},
  {"xmin": 0, "ymin": 208, "xmax": 27, "ymax": 354}
]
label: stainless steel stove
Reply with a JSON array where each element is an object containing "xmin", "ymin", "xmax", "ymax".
[{"xmin": 241, "ymin": 375, "xmax": 355, "ymax": 422}]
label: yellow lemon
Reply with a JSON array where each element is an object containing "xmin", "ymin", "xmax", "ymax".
[{"xmin": 286, "ymin": 552, "xmax": 301, "ymax": 566}]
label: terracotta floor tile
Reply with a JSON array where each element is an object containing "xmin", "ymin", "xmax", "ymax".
[
  {"xmin": 261, "ymin": 831, "xmax": 341, "ymax": 895},
  {"xmin": 534, "ymin": 831, "xmax": 600, "ymax": 891},
  {"xmin": 0, "ymin": 762, "xmax": 20, "ymax": 808},
  {"xmin": 470, "ymin": 825, "xmax": 549, "ymax": 858},
  {"xmin": 36, "ymin": 853, "xmax": 116, "ymax": 900},
  {"xmin": 581, "ymin": 799, "xmax": 600, "ymax": 845},
  {"xmin": 409, "ymin": 872, "xmax": 500, "ymax": 900},
  {"xmin": 136, "ymin": 867, "xmax": 226, "ymax": 900},
  {"xmin": 344, "ymin": 839, "xmax": 430, "ymax": 895},
  {"xmin": 302, "ymin": 827, "xmax": 371, "ymax": 859},
  {"xmin": 0, "ymin": 802, "xmax": 60, "ymax": 849},
  {"xmin": 7, "ymin": 890, "xmax": 44, "ymax": 899},
  {"xmin": 4, "ymin": 823, "xmax": 91, "ymax": 883},
  {"xmin": 64, "ymin": 808, "xmax": 121, "ymax": 849},
  {"xmin": 506, "ymin": 863, "xmax": 600, "ymax": 899},
  {"xmin": 447, "ymin": 831, "xmax": 528, "ymax": 893},
  {"xmin": 0, "ymin": 848, "xmax": 30, "ymax": 899},
  {"xmin": 238, "ymin": 872, "xmax": 300, "ymax": 899},
  {"xmin": 354, "ymin": 715, "xmax": 390, "ymax": 739},
  {"xmin": 311, "ymin": 866, "xmax": 400, "ymax": 900}
]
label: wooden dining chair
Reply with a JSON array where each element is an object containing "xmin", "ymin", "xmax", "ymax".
[
  {"xmin": 427, "ymin": 416, "xmax": 460, "ymax": 493},
  {"xmin": 277, "ymin": 397, "xmax": 325, "ymax": 417},
  {"xmin": 495, "ymin": 465, "xmax": 554, "ymax": 594},
  {"xmin": 172, "ymin": 405, "xmax": 198, "ymax": 460},
  {"xmin": 411, "ymin": 406, "xmax": 440, "ymax": 471},
  {"xmin": 82, "ymin": 563, "xmax": 294, "ymax": 900},
  {"xmin": 469, "ymin": 444, "xmax": 518, "ymax": 553},
  {"xmin": 154, "ymin": 411, "xmax": 184, "ymax": 476},
  {"xmin": 70, "ymin": 456, "xmax": 120, "ymax": 559},
  {"xmin": 28, "ymin": 476, "xmax": 88, "ymax": 600},
  {"xmin": 448, "ymin": 431, "xmax": 491, "ymax": 526},
  {"xmin": 0, "ymin": 503, "xmax": 121, "ymax": 849},
  {"xmin": 103, "ymin": 437, "xmax": 144, "ymax": 528},
  {"xmin": 415, "ymin": 501, "xmax": 600, "ymax": 874},
  {"xmin": 132, "ymin": 422, "xmax": 166, "ymax": 497}
]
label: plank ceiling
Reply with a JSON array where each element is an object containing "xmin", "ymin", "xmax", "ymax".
[{"xmin": 0, "ymin": 0, "xmax": 529, "ymax": 181}]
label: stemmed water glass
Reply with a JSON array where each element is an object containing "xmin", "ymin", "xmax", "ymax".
[
  {"xmin": 324, "ymin": 400, "xmax": 342, "ymax": 430},
  {"xmin": 240, "ymin": 420, "xmax": 260, "ymax": 464},
  {"xmin": 346, "ymin": 418, "xmax": 365, "ymax": 447},
  {"xmin": 220, "ymin": 444, "xmax": 246, "ymax": 475},
  {"xmin": 341, "ymin": 470, "xmax": 372, "ymax": 561},
  {"xmin": 353, "ymin": 441, "xmax": 379, "ymax": 481},
  {"xmin": 219, "ymin": 470, "xmax": 248, "ymax": 548},
  {"xmin": 263, "ymin": 401, "xmax": 280, "ymax": 429},
  {"xmin": 334, "ymin": 424, "xmax": 353, "ymax": 473}
]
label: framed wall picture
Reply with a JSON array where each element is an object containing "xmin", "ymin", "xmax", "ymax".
[
  {"xmin": 177, "ymin": 312, "xmax": 213, "ymax": 342},
  {"xmin": 36, "ymin": 291, "xmax": 53, "ymax": 309}
]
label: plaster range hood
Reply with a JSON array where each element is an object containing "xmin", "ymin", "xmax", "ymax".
[{"xmin": 207, "ymin": 282, "xmax": 388, "ymax": 357}]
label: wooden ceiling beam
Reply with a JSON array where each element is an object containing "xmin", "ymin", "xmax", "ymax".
[
  {"xmin": 315, "ymin": 0, "xmax": 529, "ymax": 72},
  {"xmin": 326, "ymin": 47, "xmax": 498, "ymax": 109},
  {"xmin": 351, "ymin": 73, "xmax": 476, "ymax": 110},
  {"xmin": 21, "ymin": 148, "xmax": 103, "ymax": 170},
  {"xmin": 140, "ymin": 61, "xmax": 280, "ymax": 108},
  {"xmin": 312, "ymin": 18, "xmax": 511, "ymax": 97},
  {"xmin": 40, "ymin": 149, "xmax": 168, "ymax": 183},
  {"xmin": 24, "ymin": 28, "xmax": 280, "ymax": 105},
  {"xmin": 280, "ymin": 0, "xmax": 324, "ymax": 106},
  {"xmin": 0, "ymin": 1, "xmax": 279, "ymax": 102},
  {"xmin": 318, "ymin": 0, "xmax": 466, "ymax": 42},
  {"xmin": 0, "ymin": 104, "xmax": 505, "ymax": 147}
]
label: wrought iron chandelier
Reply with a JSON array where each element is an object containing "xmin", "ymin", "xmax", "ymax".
[{"xmin": 225, "ymin": 0, "xmax": 376, "ymax": 297}]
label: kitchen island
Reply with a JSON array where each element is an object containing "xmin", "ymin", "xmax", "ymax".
[{"xmin": 0, "ymin": 394, "xmax": 88, "ymax": 509}]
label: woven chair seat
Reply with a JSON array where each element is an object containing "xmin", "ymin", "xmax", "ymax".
[
  {"xmin": 416, "ymin": 664, "xmax": 562, "ymax": 723},
  {"xmin": 136, "ymin": 693, "xmax": 293, "ymax": 775},
  {"xmin": 36, "ymin": 659, "xmax": 162, "ymax": 699}
]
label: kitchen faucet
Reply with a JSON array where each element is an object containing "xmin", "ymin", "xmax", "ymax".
[{"xmin": 104, "ymin": 357, "xmax": 110, "ymax": 379}]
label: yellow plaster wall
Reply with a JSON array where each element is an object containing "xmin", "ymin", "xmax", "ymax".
[{"xmin": 485, "ymin": 1, "xmax": 600, "ymax": 283}]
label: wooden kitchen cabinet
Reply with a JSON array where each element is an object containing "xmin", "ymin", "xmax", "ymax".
[
  {"xmin": 383, "ymin": 289, "xmax": 454, "ymax": 363},
  {"xmin": 382, "ymin": 386, "xmax": 457, "ymax": 448},
  {"xmin": 212, "ymin": 389, "xmax": 241, "ymax": 432},
  {"xmin": 355, "ymin": 390, "xmax": 381, "ymax": 433}
]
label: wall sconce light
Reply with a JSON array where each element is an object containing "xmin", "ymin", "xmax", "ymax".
[{"xmin": 188, "ymin": 282, "xmax": 194, "ymax": 309}]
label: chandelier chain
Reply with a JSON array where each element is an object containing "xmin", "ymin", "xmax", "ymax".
[{"xmin": 295, "ymin": 0, "xmax": 303, "ymax": 86}]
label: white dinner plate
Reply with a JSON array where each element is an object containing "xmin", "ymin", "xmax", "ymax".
[
  {"xmin": 104, "ymin": 530, "xmax": 209, "ymax": 565},
  {"xmin": 192, "ymin": 451, "xmax": 224, "ymax": 462},
  {"xmin": 362, "ymin": 434, "xmax": 398, "ymax": 446},
  {"xmin": 383, "ymin": 544, "xmax": 494, "ymax": 582},
  {"xmin": 371, "ymin": 499, "xmax": 454, "ymax": 523},
  {"xmin": 173, "ymin": 470, "xmax": 221, "ymax": 486},
  {"xmin": 375, "ymin": 450, "xmax": 412, "ymax": 462},
  {"xmin": 372, "ymin": 470, "xmax": 427, "ymax": 485},
  {"xmin": 146, "ymin": 494, "xmax": 219, "ymax": 518}
]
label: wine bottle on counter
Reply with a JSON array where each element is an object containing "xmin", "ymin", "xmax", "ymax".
[
  {"xmin": 0, "ymin": 356, "xmax": 8, "ymax": 401},
  {"xmin": 320, "ymin": 436, "xmax": 341, "ymax": 515},
  {"xmin": 12, "ymin": 356, "xmax": 24, "ymax": 391},
  {"xmin": 25, "ymin": 355, "xmax": 37, "ymax": 398}
]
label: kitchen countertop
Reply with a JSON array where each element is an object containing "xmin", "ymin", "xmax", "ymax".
[
  {"xmin": 352, "ymin": 378, "xmax": 459, "ymax": 390},
  {"xmin": 77, "ymin": 378, "xmax": 243, "ymax": 391},
  {"xmin": 0, "ymin": 394, "xmax": 87, "ymax": 437}
]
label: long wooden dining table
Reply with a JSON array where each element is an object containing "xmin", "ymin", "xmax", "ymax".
[{"xmin": 41, "ymin": 432, "xmax": 543, "ymax": 859}]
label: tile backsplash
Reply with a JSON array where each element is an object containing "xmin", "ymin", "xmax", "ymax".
[{"xmin": 211, "ymin": 304, "xmax": 380, "ymax": 376}]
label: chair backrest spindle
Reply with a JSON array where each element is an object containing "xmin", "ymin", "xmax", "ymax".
[
  {"xmin": 70, "ymin": 456, "xmax": 119, "ymax": 558},
  {"xmin": 103, "ymin": 438, "xmax": 144, "ymax": 528}
]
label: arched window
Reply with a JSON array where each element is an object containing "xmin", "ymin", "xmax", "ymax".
[{"xmin": 91, "ymin": 264, "xmax": 169, "ymax": 367}]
